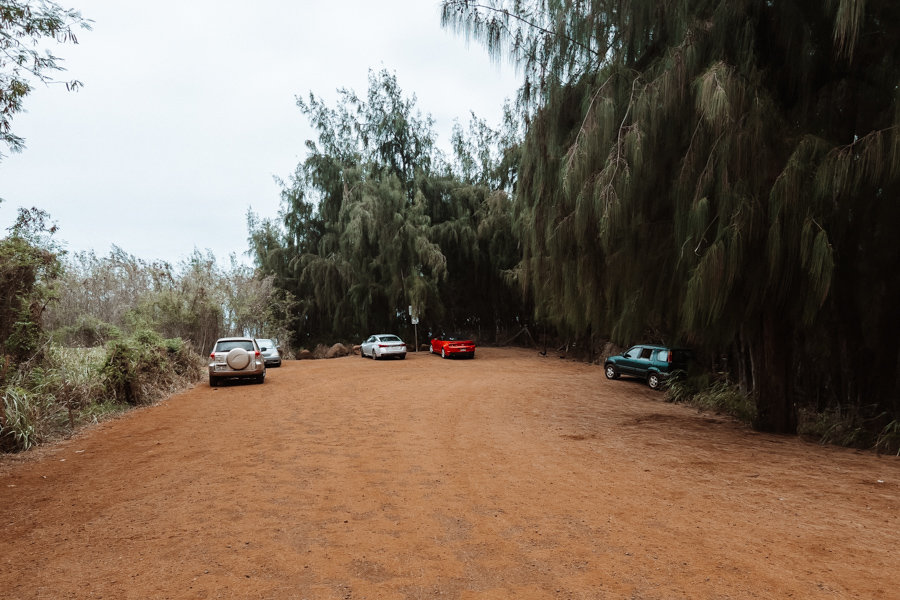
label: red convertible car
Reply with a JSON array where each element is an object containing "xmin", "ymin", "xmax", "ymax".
[{"xmin": 430, "ymin": 334, "xmax": 476, "ymax": 359}]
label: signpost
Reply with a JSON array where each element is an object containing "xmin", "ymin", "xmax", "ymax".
[{"xmin": 409, "ymin": 305, "xmax": 419, "ymax": 352}]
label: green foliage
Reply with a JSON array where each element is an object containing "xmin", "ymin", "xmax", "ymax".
[
  {"xmin": 0, "ymin": 331, "xmax": 205, "ymax": 453},
  {"xmin": 797, "ymin": 406, "xmax": 875, "ymax": 450},
  {"xmin": 2, "ymin": 326, "xmax": 202, "ymax": 452},
  {"xmin": 445, "ymin": 0, "xmax": 900, "ymax": 435},
  {"xmin": 668, "ymin": 375, "xmax": 756, "ymax": 424},
  {"xmin": 1, "ymin": 345, "xmax": 105, "ymax": 452},
  {"xmin": 100, "ymin": 331, "xmax": 203, "ymax": 406},
  {"xmin": 52, "ymin": 315, "xmax": 122, "ymax": 347},
  {"xmin": 0, "ymin": 0, "xmax": 91, "ymax": 157},
  {"xmin": 0, "ymin": 208, "xmax": 63, "ymax": 367},
  {"xmin": 46, "ymin": 246, "xmax": 292, "ymax": 354},
  {"xmin": 249, "ymin": 69, "xmax": 528, "ymax": 346},
  {"xmin": 1, "ymin": 385, "xmax": 41, "ymax": 451},
  {"xmin": 875, "ymin": 421, "xmax": 900, "ymax": 456}
]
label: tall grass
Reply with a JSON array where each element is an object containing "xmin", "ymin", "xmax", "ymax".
[
  {"xmin": 667, "ymin": 374, "xmax": 757, "ymax": 423},
  {"xmin": 669, "ymin": 375, "xmax": 899, "ymax": 454},
  {"xmin": 1, "ymin": 335, "xmax": 204, "ymax": 453},
  {"xmin": 797, "ymin": 406, "xmax": 900, "ymax": 454}
]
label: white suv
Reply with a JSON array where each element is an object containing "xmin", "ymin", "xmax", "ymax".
[{"xmin": 208, "ymin": 337, "xmax": 266, "ymax": 386}]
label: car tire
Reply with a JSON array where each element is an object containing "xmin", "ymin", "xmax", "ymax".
[
  {"xmin": 441, "ymin": 347, "xmax": 447, "ymax": 359},
  {"xmin": 605, "ymin": 364, "xmax": 620, "ymax": 380},
  {"xmin": 209, "ymin": 376, "xmax": 219, "ymax": 387},
  {"xmin": 647, "ymin": 372, "xmax": 662, "ymax": 390},
  {"xmin": 360, "ymin": 348, "xmax": 366, "ymax": 359},
  {"xmin": 225, "ymin": 348, "xmax": 251, "ymax": 370},
  {"xmin": 373, "ymin": 350, "xmax": 379, "ymax": 360}
]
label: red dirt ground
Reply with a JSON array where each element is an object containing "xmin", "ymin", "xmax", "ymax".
[{"xmin": 1, "ymin": 347, "xmax": 898, "ymax": 599}]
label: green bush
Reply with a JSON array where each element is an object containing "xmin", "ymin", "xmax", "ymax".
[
  {"xmin": 53, "ymin": 316, "xmax": 122, "ymax": 347},
  {"xmin": 100, "ymin": 332, "xmax": 203, "ymax": 406},
  {"xmin": 0, "ymin": 215, "xmax": 63, "ymax": 367},
  {"xmin": 1, "ymin": 334, "xmax": 204, "ymax": 453},
  {"xmin": 1, "ymin": 385, "xmax": 42, "ymax": 452},
  {"xmin": 0, "ymin": 365, "xmax": 70, "ymax": 453},
  {"xmin": 796, "ymin": 406, "xmax": 899, "ymax": 453},
  {"xmin": 876, "ymin": 420, "xmax": 900, "ymax": 456}
]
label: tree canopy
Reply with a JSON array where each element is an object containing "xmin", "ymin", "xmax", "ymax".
[
  {"xmin": 249, "ymin": 69, "xmax": 527, "ymax": 346},
  {"xmin": 442, "ymin": 0, "xmax": 900, "ymax": 434},
  {"xmin": 0, "ymin": 0, "xmax": 90, "ymax": 157}
]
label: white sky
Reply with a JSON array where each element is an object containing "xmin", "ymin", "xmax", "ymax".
[{"xmin": 0, "ymin": 0, "xmax": 520, "ymax": 266}]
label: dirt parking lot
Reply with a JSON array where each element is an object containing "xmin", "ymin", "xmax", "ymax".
[{"xmin": 2, "ymin": 347, "xmax": 898, "ymax": 599}]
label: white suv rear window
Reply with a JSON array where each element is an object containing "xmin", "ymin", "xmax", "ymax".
[{"xmin": 216, "ymin": 340, "xmax": 254, "ymax": 352}]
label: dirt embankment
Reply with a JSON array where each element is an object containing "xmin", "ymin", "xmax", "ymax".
[{"xmin": 2, "ymin": 347, "xmax": 898, "ymax": 599}]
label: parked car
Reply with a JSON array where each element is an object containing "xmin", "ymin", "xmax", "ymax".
[
  {"xmin": 360, "ymin": 334, "xmax": 407, "ymax": 360},
  {"xmin": 604, "ymin": 344, "xmax": 692, "ymax": 390},
  {"xmin": 208, "ymin": 337, "xmax": 266, "ymax": 386},
  {"xmin": 255, "ymin": 338, "xmax": 282, "ymax": 367},
  {"xmin": 430, "ymin": 334, "xmax": 476, "ymax": 359}
]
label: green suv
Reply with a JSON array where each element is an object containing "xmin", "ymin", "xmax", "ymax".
[{"xmin": 604, "ymin": 345, "xmax": 692, "ymax": 390}]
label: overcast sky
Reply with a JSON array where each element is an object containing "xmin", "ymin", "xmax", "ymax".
[{"xmin": 0, "ymin": 0, "xmax": 521, "ymax": 266}]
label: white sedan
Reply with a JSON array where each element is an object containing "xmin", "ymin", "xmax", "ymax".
[{"xmin": 360, "ymin": 334, "xmax": 407, "ymax": 360}]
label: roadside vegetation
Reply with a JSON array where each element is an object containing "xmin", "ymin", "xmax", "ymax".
[
  {"xmin": 2, "ymin": 0, "xmax": 898, "ymax": 454},
  {"xmin": 0, "ymin": 208, "xmax": 288, "ymax": 452}
]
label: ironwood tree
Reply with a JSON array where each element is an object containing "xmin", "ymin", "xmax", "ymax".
[
  {"xmin": 248, "ymin": 70, "xmax": 527, "ymax": 346},
  {"xmin": 0, "ymin": 0, "xmax": 90, "ymax": 157},
  {"xmin": 442, "ymin": 0, "xmax": 900, "ymax": 434}
]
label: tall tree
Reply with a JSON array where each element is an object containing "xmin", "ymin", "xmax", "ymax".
[
  {"xmin": 251, "ymin": 70, "xmax": 446, "ymax": 342},
  {"xmin": 443, "ymin": 0, "xmax": 900, "ymax": 433},
  {"xmin": 0, "ymin": 207, "xmax": 62, "ymax": 367},
  {"xmin": 0, "ymin": 0, "xmax": 90, "ymax": 157},
  {"xmin": 250, "ymin": 70, "xmax": 528, "ymax": 346}
]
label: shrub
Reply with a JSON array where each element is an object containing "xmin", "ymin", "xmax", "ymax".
[
  {"xmin": 53, "ymin": 316, "xmax": 122, "ymax": 347},
  {"xmin": 1, "ymin": 334, "xmax": 204, "ymax": 453},
  {"xmin": 796, "ymin": 405, "xmax": 900, "ymax": 453},
  {"xmin": 0, "ymin": 211, "xmax": 63, "ymax": 366},
  {"xmin": 100, "ymin": 333, "xmax": 203, "ymax": 406},
  {"xmin": 1, "ymin": 385, "xmax": 42, "ymax": 452},
  {"xmin": 875, "ymin": 420, "xmax": 900, "ymax": 456},
  {"xmin": 0, "ymin": 367, "xmax": 69, "ymax": 453},
  {"xmin": 668, "ymin": 375, "xmax": 757, "ymax": 423}
]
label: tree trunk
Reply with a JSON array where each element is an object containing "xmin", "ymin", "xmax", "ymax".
[{"xmin": 752, "ymin": 311, "xmax": 797, "ymax": 434}]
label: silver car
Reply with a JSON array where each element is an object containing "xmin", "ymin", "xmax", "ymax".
[
  {"xmin": 360, "ymin": 334, "xmax": 407, "ymax": 360},
  {"xmin": 208, "ymin": 337, "xmax": 266, "ymax": 386},
  {"xmin": 255, "ymin": 338, "xmax": 282, "ymax": 367}
]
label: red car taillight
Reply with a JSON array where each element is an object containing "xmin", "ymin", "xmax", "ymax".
[
  {"xmin": 255, "ymin": 351, "xmax": 261, "ymax": 357},
  {"xmin": 666, "ymin": 351, "xmax": 672, "ymax": 363},
  {"xmin": 209, "ymin": 353, "xmax": 215, "ymax": 359}
]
